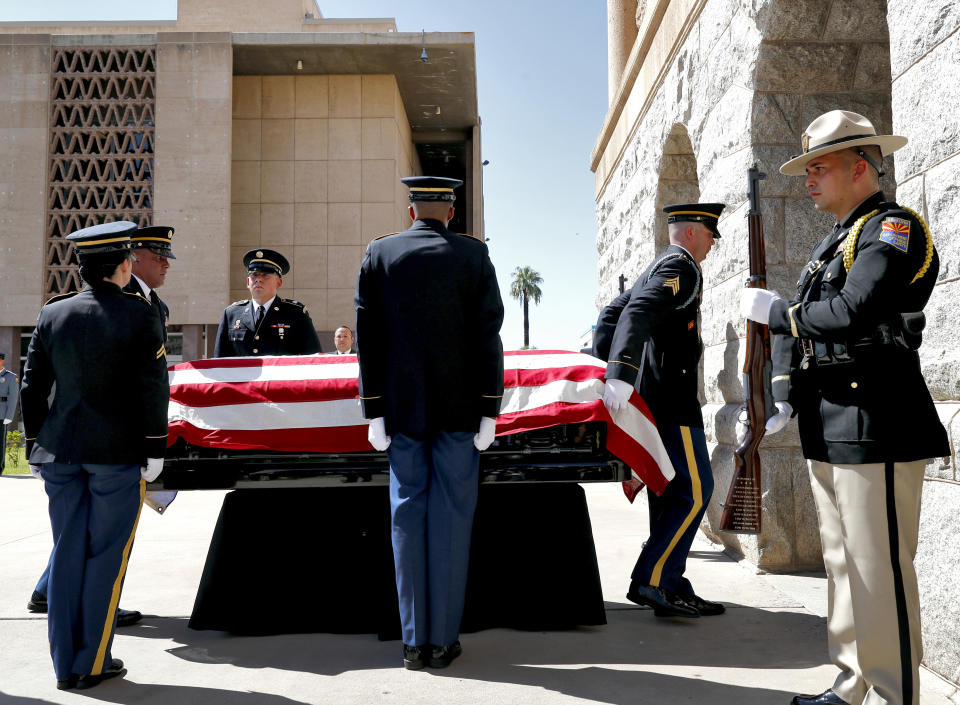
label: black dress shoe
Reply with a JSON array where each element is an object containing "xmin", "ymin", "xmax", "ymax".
[
  {"xmin": 27, "ymin": 591, "xmax": 47, "ymax": 613},
  {"xmin": 678, "ymin": 593, "xmax": 726, "ymax": 616},
  {"xmin": 626, "ymin": 583, "xmax": 699, "ymax": 618},
  {"xmin": 56, "ymin": 675, "xmax": 78, "ymax": 690},
  {"xmin": 791, "ymin": 689, "xmax": 850, "ymax": 705},
  {"xmin": 428, "ymin": 641, "xmax": 462, "ymax": 669},
  {"xmin": 116, "ymin": 608, "xmax": 142, "ymax": 627},
  {"xmin": 402, "ymin": 644, "xmax": 426, "ymax": 670},
  {"xmin": 75, "ymin": 659, "xmax": 126, "ymax": 690}
]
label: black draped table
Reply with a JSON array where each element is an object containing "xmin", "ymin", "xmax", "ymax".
[{"xmin": 188, "ymin": 483, "xmax": 606, "ymax": 638}]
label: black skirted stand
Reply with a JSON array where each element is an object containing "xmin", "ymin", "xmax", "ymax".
[{"xmin": 188, "ymin": 483, "xmax": 606, "ymax": 638}]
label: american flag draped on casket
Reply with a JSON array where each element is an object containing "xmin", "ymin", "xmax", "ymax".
[{"xmin": 167, "ymin": 350, "xmax": 675, "ymax": 496}]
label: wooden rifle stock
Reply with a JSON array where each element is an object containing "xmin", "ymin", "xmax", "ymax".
[{"xmin": 719, "ymin": 165, "xmax": 771, "ymax": 534}]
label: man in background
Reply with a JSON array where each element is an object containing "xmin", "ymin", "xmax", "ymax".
[
  {"xmin": 0, "ymin": 352, "xmax": 19, "ymax": 473},
  {"xmin": 332, "ymin": 325, "xmax": 355, "ymax": 355}
]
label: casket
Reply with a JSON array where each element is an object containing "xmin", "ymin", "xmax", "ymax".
[{"xmin": 158, "ymin": 350, "xmax": 674, "ymax": 494}]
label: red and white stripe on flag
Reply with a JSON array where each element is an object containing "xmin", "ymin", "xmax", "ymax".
[{"xmin": 167, "ymin": 350, "xmax": 675, "ymax": 495}]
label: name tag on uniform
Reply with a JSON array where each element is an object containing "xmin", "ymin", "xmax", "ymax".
[{"xmin": 879, "ymin": 217, "xmax": 910, "ymax": 253}]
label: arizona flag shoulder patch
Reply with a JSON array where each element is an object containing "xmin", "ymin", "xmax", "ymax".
[{"xmin": 878, "ymin": 216, "xmax": 910, "ymax": 253}]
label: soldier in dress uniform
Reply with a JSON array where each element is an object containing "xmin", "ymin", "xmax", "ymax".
[
  {"xmin": 355, "ymin": 176, "xmax": 504, "ymax": 670},
  {"xmin": 125, "ymin": 225, "xmax": 175, "ymax": 342},
  {"xmin": 0, "ymin": 352, "xmax": 19, "ymax": 473},
  {"xmin": 741, "ymin": 110, "xmax": 948, "ymax": 705},
  {"xmin": 27, "ymin": 223, "xmax": 177, "ymax": 624},
  {"xmin": 593, "ymin": 202, "xmax": 727, "ymax": 620},
  {"xmin": 20, "ymin": 221, "xmax": 169, "ymax": 690},
  {"xmin": 214, "ymin": 248, "xmax": 322, "ymax": 357}
]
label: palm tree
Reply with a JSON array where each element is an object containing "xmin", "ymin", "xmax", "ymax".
[{"xmin": 509, "ymin": 266, "xmax": 543, "ymax": 349}]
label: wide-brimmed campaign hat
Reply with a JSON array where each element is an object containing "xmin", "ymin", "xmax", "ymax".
[{"xmin": 780, "ymin": 110, "xmax": 907, "ymax": 176}]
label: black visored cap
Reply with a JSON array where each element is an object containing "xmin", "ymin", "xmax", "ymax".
[
  {"xmin": 66, "ymin": 221, "xmax": 136, "ymax": 258},
  {"xmin": 132, "ymin": 225, "xmax": 177, "ymax": 259},
  {"xmin": 663, "ymin": 202, "xmax": 726, "ymax": 238},
  {"xmin": 243, "ymin": 248, "xmax": 290, "ymax": 276},
  {"xmin": 401, "ymin": 176, "xmax": 463, "ymax": 202}
]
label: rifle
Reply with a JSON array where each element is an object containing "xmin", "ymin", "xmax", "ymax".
[{"xmin": 719, "ymin": 165, "xmax": 773, "ymax": 534}]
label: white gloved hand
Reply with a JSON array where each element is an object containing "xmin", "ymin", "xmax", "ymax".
[
  {"xmin": 602, "ymin": 378, "xmax": 634, "ymax": 415},
  {"xmin": 3, "ymin": 418, "xmax": 11, "ymax": 425},
  {"xmin": 764, "ymin": 401, "xmax": 793, "ymax": 436},
  {"xmin": 474, "ymin": 417, "xmax": 497, "ymax": 451},
  {"xmin": 735, "ymin": 401, "xmax": 794, "ymax": 444},
  {"xmin": 29, "ymin": 464, "xmax": 43, "ymax": 479},
  {"xmin": 141, "ymin": 457, "xmax": 164, "ymax": 482},
  {"xmin": 368, "ymin": 417, "xmax": 391, "ymax": 451},
  {"xmin": 740, "ymin": 288, "xmax": 781, "ymax": 325}
]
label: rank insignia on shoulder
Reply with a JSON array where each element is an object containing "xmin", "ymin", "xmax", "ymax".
[
  {"xmin": 879, "ymin": 217, "xmax": 910, "ymax": 253},
  {"xmin": 663, "ymin": 276, "xmax": 680, "ymax": 296}
]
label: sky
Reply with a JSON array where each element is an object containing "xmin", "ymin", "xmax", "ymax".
[{"xmin": 1, "ymin": 1, "xmax": 610, "ymax": 351}]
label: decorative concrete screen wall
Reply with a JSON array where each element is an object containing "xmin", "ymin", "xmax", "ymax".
[
  {"xmin": 230, "ymin": 74, "xmax": 418, "ymax": 335},
  {"xmin": 594, "ymin": 0, "xmax": 959, "ymax": 685},
  {"xmin": 45, "ymin": 46, "xmax": 156, "ymax": 296}
]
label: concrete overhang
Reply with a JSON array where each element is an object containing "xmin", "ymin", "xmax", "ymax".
[{"xmin": 231, "ymin": 31, "xmax": 478, "ymax": 139}]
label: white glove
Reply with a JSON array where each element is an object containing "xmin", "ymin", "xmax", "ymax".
[
  {"xmin": 740, "ymin": 288, "xmax": 781, "ymax": 325},
  {"xmin": 29, "ymin": 464, "xmax": 43, "ymax": 479},
  {"xmin": 474, "ymin": 417, "xmax": 497, "ymax": 451},
  {"xmin": 368, "ymin": 417, "xmax": 391, "ymax": 451},
  {"xmin": 3, "ymin": 418, "xmax": 11, "ymax": 425},
  {"xmin": 764, "ymin": 401, "xmax": 793, "ymax": 436},
  {"xmin": 141, "ymin": 457, "xmax": 164, "ymax": 482},
  {"xmin": 735, "ymin": 401, "xmax": 793, "ymax": 444},
  {"xmin": 602, "ymin": 378, "xmax": 634, "ymax": 415}
]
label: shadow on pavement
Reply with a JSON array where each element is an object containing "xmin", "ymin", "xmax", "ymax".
[{"xmin": 113, "ymin": 602, "xmax": 827, "ymax": 705}]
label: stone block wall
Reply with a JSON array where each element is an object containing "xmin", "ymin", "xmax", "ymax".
[
  {"xmin": 595, "ymin": 0, "xmax": 960, "ymax": 686},
  {"xmin": 229, "ymin": 73, "xmax": 418, "ymax": 335},
  {"xmin": 887, "ymin": 0, "xmax": 960, "ymax": 684}
]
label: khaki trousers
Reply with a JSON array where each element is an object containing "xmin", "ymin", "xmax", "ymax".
[{"xmin": 808, "ymin": 459, "xmax": 925, "ymax": 705}]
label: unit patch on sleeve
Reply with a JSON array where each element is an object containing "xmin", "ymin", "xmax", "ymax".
[{"xmin": 878, "ymin": 217, "xmax": 910, "ymax": 253}]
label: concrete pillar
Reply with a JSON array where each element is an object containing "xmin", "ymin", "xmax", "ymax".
[
  {"xmin": 607, "ymin": 0, "xmax": 638, "ymax": 103},
  {"xmin": 180, "ymin": 323, "xmax": 205, "ymax": 362}
]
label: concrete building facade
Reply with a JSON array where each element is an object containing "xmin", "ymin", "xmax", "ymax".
[
  {"xmin": 593, "ymin": 0, "xmax": 960, "ymax": 686},
  {"xmin": 0, "ymin": 0, "xmax": 482, "ymax": 375}
]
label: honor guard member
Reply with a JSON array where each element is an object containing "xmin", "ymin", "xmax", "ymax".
[
  {"xmin": 741, "ymin": 111, "xmax": 948, "ymax": 705},
  {"xmin": 594, "ymin": 202, "xmax": 726, "ymax": 620},
  {"xmin": 214, "ymin": 248, "xmax": 322, "ymax": 357},
  {"xmin": 20, "ymin": 221, "xmax": 169, "ymax": 690},
  {"xmin": 125, "ymin": 225, "xmax": 175, "ymax": 342},
  {"xmin": 27, "ymin": 223, "xmax": 175, "ymax": 624},
  {"xmin": 0, "ymin": 352, "xmax": 19, "ymax": 473},
  {"xmin": 356, "ymin": 176, "xmax": 504, "ymax": 670}
]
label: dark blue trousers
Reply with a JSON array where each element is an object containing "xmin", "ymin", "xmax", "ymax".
[
  {"xmin": 41, "ymin": 462, "xmax": 144, "ymax": 680},
  {"xmin": 631, "ymin": 425, "xmax": 714, "ymax": 596},
  {"xmin": 387, "ymin": 431, "xmax": 479, "ymax": 648}
]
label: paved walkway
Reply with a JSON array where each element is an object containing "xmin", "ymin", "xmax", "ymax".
[{"xmin": 1, "ymin": 476, "xmax": 957, "ymax": 704}]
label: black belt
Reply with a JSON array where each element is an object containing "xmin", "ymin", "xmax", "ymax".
[
  {"xmin": 0, "ymin": 396, "xmax": 7, "ymax": 402},
  {"xmin": 800, "ymin": 323, "xmax": 903, "ymax": 366}
]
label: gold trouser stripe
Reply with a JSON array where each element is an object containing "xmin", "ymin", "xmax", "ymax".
[
  {"xmin": 650, "ymin": 426, "xmax": 703, "ymax": 587},
  {"xmin": 91, "ymin": 478, "xmax": 145, "ymax": 675}
]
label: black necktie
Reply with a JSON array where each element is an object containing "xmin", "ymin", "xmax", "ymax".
[
  {"xmin": 150, "ymin": 290, "xmax": 160, "ymax": 310},
  {"xmin": 256, "ymin": 305, "xmax": 265, "ymax": 328}
]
